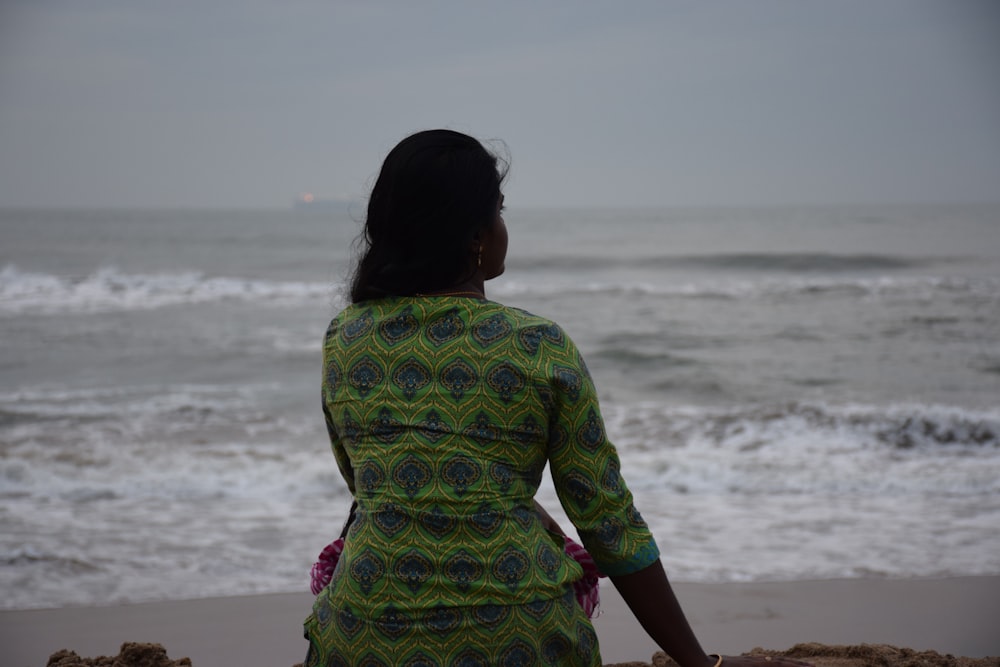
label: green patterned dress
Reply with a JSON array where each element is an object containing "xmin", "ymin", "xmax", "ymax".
[{"xmin": 304, "ymin": 297, "xmax": 659, "ymax": 666}]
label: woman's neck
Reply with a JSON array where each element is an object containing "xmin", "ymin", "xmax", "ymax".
[{"xmin": 416, "ymin": 279, "xmax": 485, "ymax": 299}]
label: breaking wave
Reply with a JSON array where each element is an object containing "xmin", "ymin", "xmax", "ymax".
[{"xmin": 0, "ymin": 265, "xmax": 339, "ymax": 314}]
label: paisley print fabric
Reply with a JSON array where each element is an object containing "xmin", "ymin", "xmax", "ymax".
[{"xmin": 305, "ymin": 297, "xmax": 659, "ymax": 666}]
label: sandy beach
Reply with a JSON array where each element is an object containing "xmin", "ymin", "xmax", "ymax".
[{"xmin": 3, "ymin": 576, "xmax": 998, "ymax": 667}]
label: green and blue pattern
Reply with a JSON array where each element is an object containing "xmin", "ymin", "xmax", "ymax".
[{"xmin": 305, "ymin": 297, "xmax": 659, "ymax": 666}]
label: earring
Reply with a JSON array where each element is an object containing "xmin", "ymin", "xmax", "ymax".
[{"xmin": 477, "ymin": 245, "xmax": 483, "ymax": 269}]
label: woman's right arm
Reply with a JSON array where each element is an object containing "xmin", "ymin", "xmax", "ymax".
[
  {"xmin": 537, "ymin": 326, "xmax": 809, "ymax": 667},
  {"xmin": 610, "ymin": 558, "xmax": 714, "ymax": 667},
  {"xmin": 612, "ymin": 560, "xmax": 813, "ymax": 667}
]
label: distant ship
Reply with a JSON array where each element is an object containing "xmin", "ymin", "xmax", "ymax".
[{"xmin": 293, "ymin": 192, "xmax": 354, "ymax": 212}]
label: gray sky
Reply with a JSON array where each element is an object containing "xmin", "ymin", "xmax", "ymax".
[{"xmin": 1, "ymin": 0, "xmax": 998, "ymax": 209}]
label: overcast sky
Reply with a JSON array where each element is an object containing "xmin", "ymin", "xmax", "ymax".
[{"xmin": 1, "ymin": 1, "xmax": 998, "ymax": 209}]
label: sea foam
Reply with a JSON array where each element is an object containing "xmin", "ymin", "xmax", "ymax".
[{"xmin": 0, "ymin": 264, "xmax": 336, "ymax": 314}]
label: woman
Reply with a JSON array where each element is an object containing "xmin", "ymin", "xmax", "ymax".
[{"xmin": 304, "ymin": 129, "xmax": 809, "ymax": 667}]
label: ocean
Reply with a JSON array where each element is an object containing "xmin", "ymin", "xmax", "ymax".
[{"xmin": 2, "ymin": 204, "xmax": 998, "ymax": 610}]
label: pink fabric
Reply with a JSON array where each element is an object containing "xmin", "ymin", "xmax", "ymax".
[
  {"xmin": 309, "ymin": 534, "xmax": 606, "ymax": 618},
  {"xmin": 563, "ymin": 535, "xmax": 606, "ymax": 618},
  {"xmin": 309, "ymin": 537, "xmax": 344, "ymax": 595}
]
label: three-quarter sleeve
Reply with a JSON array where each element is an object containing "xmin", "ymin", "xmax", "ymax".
[{"xmin": 539, "ymin": 328, "xmax": 660, "ymax": 577}]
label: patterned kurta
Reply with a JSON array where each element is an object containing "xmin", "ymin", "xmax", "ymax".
[{"xmin": 304, "ymin": 297, "xmax": 659, "ymax": 666}]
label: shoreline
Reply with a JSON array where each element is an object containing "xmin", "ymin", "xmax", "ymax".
[{"xmin": 3, "ymin": 576, "xmax": 998, "ymax": 666}]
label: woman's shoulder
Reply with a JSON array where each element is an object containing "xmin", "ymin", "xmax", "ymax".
[
  {"xmin": 485, "ymin": 301, "xmax": 563, "ymax": 331},
  {"xmin": 482, "ymin": 302, "xmax": 581, "ymax": 356},
  {"xmin": 323, "ymin": 301, "xmax": 380, "ymax": 340}
]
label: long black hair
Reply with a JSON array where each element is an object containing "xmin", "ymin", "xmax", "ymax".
[{"xmin": 349, "ymin": 129, "xmax": 508, "ymax": 303}]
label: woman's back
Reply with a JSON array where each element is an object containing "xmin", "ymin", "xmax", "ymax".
[
  {"xmin": 308, "ymin": 295, "xmax": 619, "ymax": 665},
  {"xmin": 322, "ymin": 296, "xmax": 588, "ymax": 606}
]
